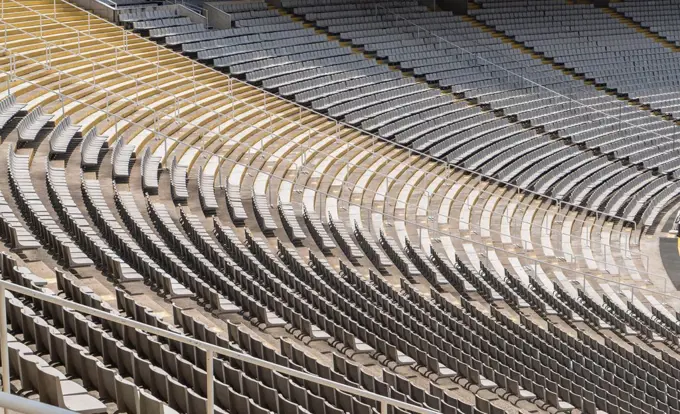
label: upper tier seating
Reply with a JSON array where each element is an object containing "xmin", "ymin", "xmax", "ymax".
[
  {"xmin": 472, "ymin": 0, "xmax": 680, "ymax": 121},
  {"xmin": 282, "ymin": 0, "xmax": 680, "ymax": 224},
  {"xmin": 108, "ymin": 0, "xmax": 680, "ymax": 226},
  {"xmin": 612, "ymin": 0, "xmax": 680, "ymax": 47}
]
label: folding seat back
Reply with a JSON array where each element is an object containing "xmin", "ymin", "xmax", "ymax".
[
  {"xmin": 353, "ymin": 398, "xmax": 374, "ymax": 414},
  {"xmin": 409, "ymin": 382, "xmax": 425, "ymax": 404},
  {"xmin": 177, "ymin": 356, "xmax": 195, "ymax": 388},
  {"xmin": 150, "ymin": 366, "xmax": 170, "ymax": 404},
  {"xmin": 148, "ymin": 336, "xmax": 164, "ymax": 367},
  {"xmin": 290, "ymin": 379, "xmax": 308, "ymax": 407},
  {"xmin": 443, "ymin": 396, "xmax": 470, "ymax": 414},
  {"xmin": 395, "ymin": 374, "xmax": 410, "ymax": 395},
  {"xmin": 36, "ymin": 365, "xmax": 67, "ymax": 406},
  {"xmin": 130, "ymin": 352, "xmax": 150, "ymax": 387},
  {"xmin": 20, "ymin": 308, "xmax": 37, "ymax": 344},
  {"xmin": 336, "ymin": 389, "xmax": 354, "ymax": 413},
  {"xmin": 19, "ymin": 352, "xmax": 47, "ymax": 392},
  {"xmin": 258, "ymin": 381, "xmax": 278, "ymax": 412},
  {"xmin": 224, "ymin": 363, "xmax": 243, "ymax": 392},
  {"xmin": 243, "ymin": 360, "xmax": 259, "ymax": 380},
  {"xmin": 96, "ymin": 362, "xmax": 117, "ymax": 403},
  {"xmin": 5, "ymin": 330, "xmax": 25, "ymax": 368},
  {"xmin": 214, "ymin": 380, "xmax": 231, "ymax": 411},
  {"xmin": 190, "ymin": 364, "xmax": 207, "ymax": 395},
  {"xmin": 303, "ymin": 389, "xmax": 324, "ymax": 413},
  {"xmin": 140, "ymin": 389, "xmax": 174, "ymax": 414},
  {"xmin": 249, "ymin": 399, "xmax": 270, "ymax": 414},
  {"xmin": 65, "ymin": 339, "xmax": 87, "ymax": 379},
  {"xmin": 187, "ymin": 388, "xmax": 207, "ymax": 414},
  {"xmin": 278, "ymin": 395, "xmax": 296, "ymax": 414},
  {"xmin": 81, "ymin": 352, "xmax": 100, "ymax": 390},
  {"xmin": 116, "ymin": 374, "xmax": 140, "ymax": 414},
  {"xmin": 161, "ymin": 345, "xmax": 179, "ymax": 377},
  {"xmin": 168, "ymin": 375, "xmax": 189, "ymax": 414},
  {"xmin": 242, "ymin": 375, "xmax": 261, "ymax": 404},
  {"xmin": 116, "ymin": 343, "xmax": 135, "ymax": 379},
  {"xmin": 238, "ymin": 327, "xmax": 252, "ymax": 351},
  {"xmin": 273, "ymin": 371, "xmax": 290, "ymax": 399},
  {"xmin": 257, "ymin": 363, "xmax": 274, "ymax": 390},
  {"xmin": 87, "ymin": 323, "xmax": 105, "ymax": 357},
  {"xmin": 7, "ymin": 299, "xmax": 25, "ymax": 333},
  {"xmin": 229, "ymin": 387, "xmax": 250, "ymax": 413},
  {"xmin": 360, "ymin": 370, "xmax": 375, "ymax": 392}
]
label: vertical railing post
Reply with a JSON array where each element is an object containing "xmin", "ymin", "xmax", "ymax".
[
  {"xmin": 582, "ymin": 272, "xmax": 586, "ymax": 289},
  {"xmin": 381, "ymin": 401, "xmax": 388, "ymax": 414},
  {"xmin": 646, "ymin": 256, "xmax": 650, "ymax": 280},
  {"xmin": 0, "ymin": 283, "xmax": 10, "ymax": 411},
  {"xmin": 206, "ymin": 350, "xmax": 214, "ymax": 414}
]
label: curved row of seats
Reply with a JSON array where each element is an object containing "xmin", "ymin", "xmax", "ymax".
[
  {"xmin": 0, "ymin": 0, "xmax": 657, "ymax": 341},
  {"xmin": 1, "ymin": 1, "xmax": 679, "ymax": 414},
  {"xmin": 611, "ymin": 0, "xmax": 680, "ymax": 47},
  {"xmin": 472, "ymin": 0, "xmax": 680, "ymax": 127},
  {"xmin": 281, "ymin": 0, "xmax": 680, "ymax": 226},
  {"xmin": 106, "ymin": 0, "xmax": 679, "ymax": 227}
]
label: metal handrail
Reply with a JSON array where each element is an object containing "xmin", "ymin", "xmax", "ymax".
[
  {"xmin": 4, "ymin": 0, "xmax": 616, "ymax": 236},
  {"xmin": 0, "ymin": 19, "xmax": 646, "ymax": 268},
  {"xmin": 0, "ymin": 2, "xmax": 646, "ymax": 263},
  {"xmin": 0, "ymin": 391, "xmax": 77, "ymax": 414},
  {"xmin": 167, "ymin": 0, "xmax": 204, "ymax": 16},
  {"xmin": 0, "ymin": 280, "xmax": 439, "ymax": 414},
  {"xmin": 1, "ymin": 39, "xmax": 663, "ymax": 290},
  {"xmin": 0, "ymin": 47, "xmax": 652, "ymax": 283},
  {"xmin": 172, "ymin": 1, "xmax": 209, "ymax": 24},
  {"xmin": 0, "ymin": 68, "xmax": 669, "ymax": 299},
  {"xmin": 45, "ymin": 0, "xmax": 639, "ymax": 227},
  {"xmin": 0, "ymin": 392, "xmax": 76, "ymax": 414},
  {"xmin": 0, "ymin": 13, "xmax": 604, "ymax": 240},
  {"xmin": 94, "ymin": 0, "xmax": 116, "ymax": 9}
]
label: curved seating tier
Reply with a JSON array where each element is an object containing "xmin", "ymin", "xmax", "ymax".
[
  {"xmin": 281, "ymin": 0, "xmax": 680, "ymax": 227},
  {"xmin": 0, "ymin": 2, "xmax": 679, "ymax": 414},
  {"xmin": 114, "ymin": 0, "xmax": 680, "ymax": 230},
  {"xmin": 472, "ymin": 0, "xmax": 680, "ymax": 136}
]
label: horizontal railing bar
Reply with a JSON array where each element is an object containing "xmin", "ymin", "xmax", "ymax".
[
  {"xmin": 0, "ymin": 5, "xmax": 622, "ymax": 239},
  {"xmin": 0, "ymin": 18, "xmax": 645, "ymax": 266},
  {"xmin": 4, "ymin": 66, "xmax": 670, "ymax": 297},
  {"xmin": 22, "ymin": 0, "xmax": 639, "ymax": 227},
  {"xmin": 0, "ymin": 280, "xmax": 441, "ymax": 414},
  {"xmin": 0, "ymin": 391, "xmax": 77, "ymax": 414}
]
